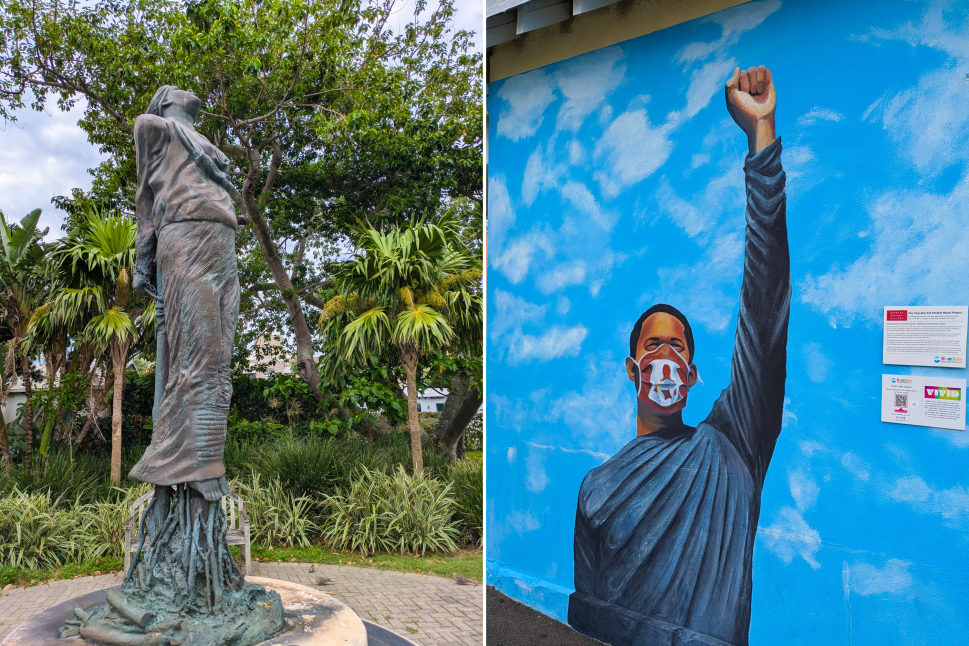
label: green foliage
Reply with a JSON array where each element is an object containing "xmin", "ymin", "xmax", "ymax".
[
  {"xmin": 322, "ymin": 466, "xmax": 460, "ymax": 557},
  {"xmin": 464, "ymin": 413, "xmax": 482, "ymax": 452},
  {"xmin": 446, "ymin": 459, "xmax": 482, "ymax": 545},
  {"xmin": 0, "ymin": 488, "xmax": 106, "ymax": 568},
  {"xmin": 232, "ymin": 473, "xmax": 319, "ymax": 548}
]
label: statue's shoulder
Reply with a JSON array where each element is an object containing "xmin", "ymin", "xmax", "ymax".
[{"xmin": 134, "ymin": 113, "xmax": 170, "ymax": 137}]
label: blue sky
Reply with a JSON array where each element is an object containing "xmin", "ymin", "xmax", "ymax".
[{"xmin": 486, "ymin": 0, "xmax": 969, "ymax": 643}]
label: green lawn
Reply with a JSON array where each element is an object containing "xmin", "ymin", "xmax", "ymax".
[
  {"xmin": 0, "ymin": 545, "xmax": 483, "ymax": 591},
  {"xmin": 0, "ymin": 557, "xmax": 124, "ymax": 589},
  {"xmin": 249, "ymin": 544, "xmax": 483, "ymax": 582}
]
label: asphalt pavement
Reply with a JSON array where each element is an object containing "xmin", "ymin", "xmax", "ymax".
[{"xmin": 486, "ymin": 586, "xmax": 604, "ymax": 646}]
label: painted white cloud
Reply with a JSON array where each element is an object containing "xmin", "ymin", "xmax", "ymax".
[
  {"xmin": 489, "ymin": 289, "xmax": 546, "ymax": 342},
  {"xmin": 680, "ymin": 58, "xmax": 737, "ymax": 120},
  {"xmin": 488, "ymin": 174, "xmax": 515, "ymax": 252},
  {"xmin": 889, "ymin": 474, "xmax": 969, "ymax": 526},
  {"xmin": 506, "ymin": 510, "xmax": 541, "ymax": 534},
  {"xmin": 798, "ymin": 107, "xmax": 844, "ymax": 126},
  {"xmin": 524, "ymin": 449, "xmax": 550, "ymax": 493},
  {"xmin": 802, "ymin": 342, "xmax": 833, "ymax": 383},
  {"xmin": 508, "ymin": 325, "xmax": 589, "ymax": 365},
  {"xmin": 555, "ymin": 47, "xmax": 627, "ymax": 132},
  {"xmin": 537, "ymin": 260, "xmax": 587, "ymax": 295},
  {"xmin": 841, "ymin": 452, "xmax": 871, "ymax": 481},
  {"xmin": 789, "ymin": 469, "xmax": 820, "ymax": 512},
  {"xmin": 675, "ymin": 0, "xmax": 782, "ymax": 65},
  {"xmin": 760, "ymin": 506, "xmax": 822, "ymax": 569},
  {"xmin": 593, "ymin": 107, "xmax": 674, "ymax": 200},
  {"xmin": 561, "ymin": 180, "xmax": 614, "ymax": 231},
  {"xmin": 800, "ymin": 172, "xmax": 969, "ymax": 325},
  {"xmin": 847, "ymin": 559, "xmax": 913, "ymax": 596},
  {"xmin": 496, "ymin": 69, "xmax": 556, "ymax": 141}
]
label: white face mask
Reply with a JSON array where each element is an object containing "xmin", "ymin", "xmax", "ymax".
[{"xmin": 634, "ymin": 344, "xmax": 693, "ymax": 410}]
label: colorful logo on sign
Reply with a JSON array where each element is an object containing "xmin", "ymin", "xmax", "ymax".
[
  {"xmin": 887, "ymin": 309, "xmax": 908, "ymax": 321},
  {"xmin": 934, "ymin": 356, "xmax": 963, "ymax": 364},
  {"xmin": 925, "ymin": 386, "xmax": 962, "ymax": 401},
  {"xmin": 892, "ymin": 378, "xmax": 913, "ymax": 384}
]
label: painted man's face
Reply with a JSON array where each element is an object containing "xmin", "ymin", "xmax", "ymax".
[{"xmin": 625, "ymin": 313, "xmax": 698, "ymax": 415}]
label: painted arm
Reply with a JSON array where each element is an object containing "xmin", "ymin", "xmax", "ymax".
[{"xmin": 705, "ymin": 67, "xmax": 790, "ymax": 482}]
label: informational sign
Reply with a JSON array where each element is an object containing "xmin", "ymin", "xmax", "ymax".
[
  {"xmin": 883, "ymin": 306, "xmax": 969, "ymax": 368},
  {"xmin": 882, "ymin": 374, "xmax": 967, "ymax": 431}
]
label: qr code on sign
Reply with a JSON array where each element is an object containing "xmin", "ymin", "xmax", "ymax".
[{"xmin": 895, "ymin": 394, "xmax": 908, "ymax": 408}]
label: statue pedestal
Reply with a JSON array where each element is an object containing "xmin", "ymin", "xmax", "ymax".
[{"xmin": 0, "ymin": 576, "xmax": 417, "ymax": 646}]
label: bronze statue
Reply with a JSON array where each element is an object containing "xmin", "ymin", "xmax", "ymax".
[{"xmin": 63, "ymin": 85, "xmax": 284, "ymax": 646}]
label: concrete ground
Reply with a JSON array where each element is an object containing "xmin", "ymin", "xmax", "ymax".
[
  {"xmin": 486, "ymin": 586, "xmax": 603, "ymax": 646},
  {"xmin": 0, "ymin": 562, "xmax": 483, "ymax": 646}
]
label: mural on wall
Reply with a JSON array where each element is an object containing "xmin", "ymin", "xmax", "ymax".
[
  {"xmin": 569, "ymin": 66, "xmax": 789, "ymax": 646},
  {"xmin": 487, "ymin": 0, "xmax": 969, "ymax": 644}
]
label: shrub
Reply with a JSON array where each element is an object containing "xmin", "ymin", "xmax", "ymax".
[
  {"xmin": 446, "ymin": 459, "xmax": 483, "ymax": 546},
  {"xmin": 0, "ymin": 488, "xmax": 104, "ymax": 569},
  {"xmin": 322, "ymin": 466, "xmax": 460, "ymax": 557},
  {"xmin": 232, "ymin": 473, "xmax": 319, "ymax": 548}
]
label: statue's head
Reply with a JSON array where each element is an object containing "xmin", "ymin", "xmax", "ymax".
[{"xmin": 147, "ymin": 85, "xmax": 201, "ymax": 123}]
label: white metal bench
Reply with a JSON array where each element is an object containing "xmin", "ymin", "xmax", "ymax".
[{"xmin": 124, "ymin": 489, "xmax": 252, "ymax": 575}]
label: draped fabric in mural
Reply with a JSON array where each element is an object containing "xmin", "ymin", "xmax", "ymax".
[{"xmin": 487, "ymin": 1, "xmax": 969, "ymax": 644}]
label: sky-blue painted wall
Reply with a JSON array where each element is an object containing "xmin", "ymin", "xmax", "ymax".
[{"xmin": 486, "ymin": 0, "xmax": 969, "ymax": 643}]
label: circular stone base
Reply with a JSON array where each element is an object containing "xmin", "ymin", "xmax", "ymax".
[{"xmin": 0, "ymin": 576, "xmax": 392, "ymax": 646}]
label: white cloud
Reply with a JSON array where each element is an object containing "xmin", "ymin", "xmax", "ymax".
[
  {"xmin": 865, "ymin": 5, "xmax": 969, "ymax": 176},
  {"xmin": 506, "ymin": 510, "xmax": 541, "ymax": 534},
  {"xmin": 489, "ymin": 289, "xmax": 546, "ymax": 342},
  {"xmin": 889, "ymin": 475, "xmax": 969, "ymax": 526},
  {"xmin": 555, "ymin": 47, "xmax": 627, "ymax": 132},
  {"xmin": 507, "ymin": 446, "xmax": 517, "ymax": 463},
  {"xmin": 760, "ymin": 506, "xmax": 822, "ymax": 569},
  {"xmin": 0, "ymin": 99, "xmax": 106, "ymax": 238},
  {"xmin": 508, "ymin": 325, "xmax": 589, "ymax": 365},
  {"xmin": 496, "ymin": 69, "xmax": 556, "ymax": 141},
  {"xmin": 487, "ymin": 174, "xmax": 515, "ymax": 253},
  {"xmin": 680, "ymin": 58, "xmax": 737, "ymax": 120},
  {"xmin": 800, "ymin": 172, "xmax": 969, "ymax": 325},
  {"xmin": 675, "ymin": 0, "xmax": 782, "ymax": 65},
  {"xmin": 841, "ymin": 452, "xmax": 871, "ymax": 481},
  {"xmin": 491, "ymin": 354, "xmax": 635, "ymax": 454},
  {"xmin": 561, "ymin": 180, "xmax": 615, "ymax": 231},
  {"xmin": 847, "ymin": 559, "xmax": 913, "ymax": 596},
  {"xmin": 789, "ymin": 469, "xmax": 819, "ymax": 511},
  {"xmin": 798, "ymin": 107, "xmax": 844, "ymax": 126},
  {"xmin": 593, "ymin": 107, "xmax": 675, "ymax": 200},
  {"xmin": 799, "ymin": 440, "xmax": 826, "ymax": 457},
  {"xmin": 492, "ymin": 232, "xmax": 554, "ymax": 284},
  {"xmin": 525, "ymin": 449, "xmax": 550, "ymax": 493},
  {"xmin": 537, "ymin": 260, "xmax": 587, "ymax": 295},
  {"xmin": 802, "ymin": 342, "xmax": 833, "ymax": 383}
]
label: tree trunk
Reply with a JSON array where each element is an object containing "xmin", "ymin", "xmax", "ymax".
[
  {"xmin": 400, "ymin": 343, "xmax": 423, "ymax": 474},
  {"xmin": 0, "ymin": 415, "xmax": 12, "ymax": 474},
  {"xmin": 22, "ymin": 357, "xmax": 33, "ymax": 471},
  {"xmin": 240, "ymin": 158, "xmax": 324, "ymax": 403},
  {"xmin": 433, "ymin": 373, "xmax": 482, "ymax": 462},
  {"xmin": 110, "ymin": 350, "xmax": 125, "ymax": 485}
]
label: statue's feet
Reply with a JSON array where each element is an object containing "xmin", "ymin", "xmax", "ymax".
[{"xmin": 188, "ymin": 475, "xmax": 230, "ymax": 501}]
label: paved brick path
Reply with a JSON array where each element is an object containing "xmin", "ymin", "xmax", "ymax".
[{"xmin": 0, "ymin": 562, "xmax": 483, "ymax": 646}]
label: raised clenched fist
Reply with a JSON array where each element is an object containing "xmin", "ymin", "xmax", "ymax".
[{"xmin": 725, "ymin": 65, "xmax": 776, "ymax": 154}]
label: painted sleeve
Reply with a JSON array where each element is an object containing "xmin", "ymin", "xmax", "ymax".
[
  {"xmin": 133, "ymin": 115, "xmax": 167, "ymax": 289},
  {"xmin": 704, "ymin": 137, "xmax": 790, "ymax": 483},
  {"xmin": 572, "ymin": 473, "xmax": 597, "ymax": 596}
]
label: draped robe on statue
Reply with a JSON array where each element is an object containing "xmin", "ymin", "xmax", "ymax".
[
  {"xmin": 569, "ymin": 139, "xmax": 790, "ymax": 646},
  {"xmin": 128, "ymin": 113, "xmax": 240, "ymax": 486}
]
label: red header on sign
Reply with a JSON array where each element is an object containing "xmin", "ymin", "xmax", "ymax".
[{"xmin": 887, "ymin": 309, "xmax": 908, "ymax": 321}]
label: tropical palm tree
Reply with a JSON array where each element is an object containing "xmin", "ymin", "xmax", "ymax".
[
  {"xmin": 40, "ymin": 207, "xmax": 153, "ymax": 484},
  {"xmin": 320, "ymin": 218, "xmax": 482, "ymax": 473},
  {"xmin": 0, "ymin": 208, "xmax": 49, "ymax": 472}
]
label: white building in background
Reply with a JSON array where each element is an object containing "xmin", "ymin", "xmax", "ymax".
[{"xmin": 417, "ymin": 388, "xmax": 449, "ymax": 413}]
